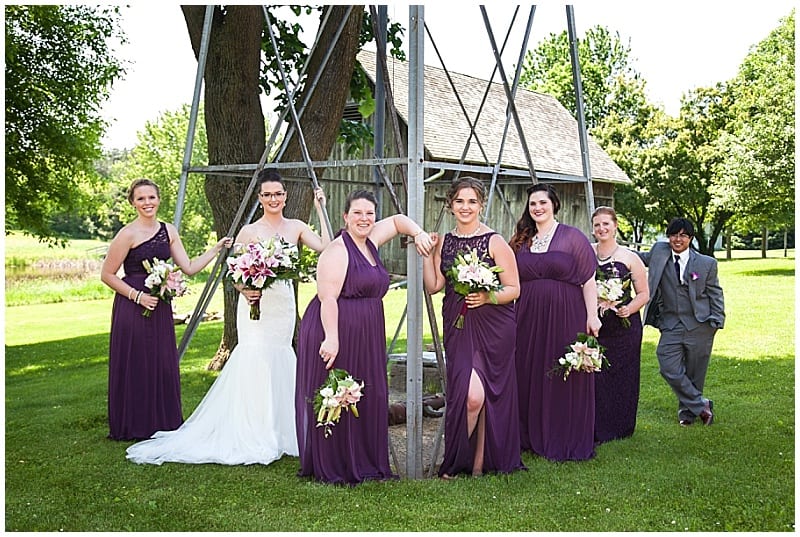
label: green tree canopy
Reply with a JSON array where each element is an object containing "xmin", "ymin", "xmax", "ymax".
[
  {"xmin": 715, "ymin": 10, "xmax": 795, "ymax": 237},
  {"xmin": 520, "ymin": 25, "xmax": 647, "ymax": 130},
  {"xmin": 5, "ymin": 5, "xmax": 125, "ymax": 244},
  {"xmin": 113, "ymin": 105, "xmax": 214, "ymax": 255},
  {"xmin": 519, "ymin": 24, "xmax": 662, "ymax": 243}
]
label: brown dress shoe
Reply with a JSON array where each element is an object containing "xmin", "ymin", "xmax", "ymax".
[{"xmin": 699, "ymin": 399, "xmax": 714, "ymax": 426}]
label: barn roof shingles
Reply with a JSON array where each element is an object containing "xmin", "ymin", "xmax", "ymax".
[{"xmin": 358, "ymin": 50, "xmax": 630, "ymax": 184}]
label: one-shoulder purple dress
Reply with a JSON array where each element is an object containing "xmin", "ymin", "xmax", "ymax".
[
  {"xmin": 438, "ymin": 232, "xmax": 524, "ymax": 477},
  {"xmin": 594, "ymin": 260, "xmax": 643, "ymax": 444},
  {"xmin": 107, "ymin": 222, "xmax": 183, "ymax": 440},
  {"xmin": 295, "ymin": 231, "xmax": 396, "ymax": 485},
  {"xmin": 515, "ymin": 224, "xmax": 597, "ymax": 461}
]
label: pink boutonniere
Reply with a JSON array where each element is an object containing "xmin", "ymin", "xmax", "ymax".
[{"xmin": 690, "ymin": 272, "xmax": 699, "ymax": 281}]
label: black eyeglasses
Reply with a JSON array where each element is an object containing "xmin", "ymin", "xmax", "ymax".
[
  {"xmin": 259, "ymin": 191, "xmax": 286, "ymax": 199},
  {"xmin": 668, "ymin": 233, "xmax": 692, "ymax": 239}
]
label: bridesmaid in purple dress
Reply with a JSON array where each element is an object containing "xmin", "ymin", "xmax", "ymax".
[
  {"xmin": 590, "ymin": 207, "xmax": 649, "ymax": 443},
  {"xmin": 295, "ymin": 190, "xmax": 433, "ymax": 485},
  {"xmin": 422, "ymin": 177, "xmax": 524, "ymax": 479},
  {"xmin": 510, "ymin": 184, "xmax": 601, "ymax": 461},
  {"xmin": 101, "ymin": 179, "xmax": 231, "ymax": 441}
]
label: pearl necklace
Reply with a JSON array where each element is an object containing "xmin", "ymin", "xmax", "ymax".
[
  {"xmin": 530, "ymin": 222, "xmax": 557, "ymax": 252},
  {"xmin": 596, "ymin": 245, "xmax": 619, "ymax": 263},
  {"xmin": 452, "ymin": 224, "xmax": 482, "ymax": 238}
]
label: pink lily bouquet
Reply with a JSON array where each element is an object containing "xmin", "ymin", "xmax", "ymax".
[
  {"xmin": 549, "ymin": 332, "xmax": 610, "ymax": 381},
  {"xmin": 313, "ymin": 368, "xmax": 364, "ymax": 438},
  {"xmin": 595, "ymin": 265, "xmax": 633, "ymax": 328},
  {"xmin": 225, "ymin": 235, "xmax": 301, "ymax": 320},
  {"xmin": 446, "ymin": 248, "xmax": 503, "ymax": 329},
  {"xmin": 141, "ymin": 257, "xmax": 188, "ymax": 317}
]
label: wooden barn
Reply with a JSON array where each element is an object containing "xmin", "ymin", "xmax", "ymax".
[{"xmin": 316, "ymin": 50, "xmax": 631, "ymax": 274}]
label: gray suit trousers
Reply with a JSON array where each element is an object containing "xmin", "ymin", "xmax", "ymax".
[{"xmin": 656, "ymin": 322, "xmax": 717, "ymax": 420}]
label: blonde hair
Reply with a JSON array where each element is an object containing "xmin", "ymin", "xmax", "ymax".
[{"xmin": 127, "ymin": 178, "xmax": 160, "ymax": 204}]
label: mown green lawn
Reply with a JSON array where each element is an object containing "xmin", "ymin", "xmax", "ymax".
[{"xmin": 4, "ymin": 248, "xmax": 795, "ymax": 531}]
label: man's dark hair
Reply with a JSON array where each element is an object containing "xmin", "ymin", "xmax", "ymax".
[{"xmin": 666, "ymin": 217, "xmax": 695, "ymax": 237}]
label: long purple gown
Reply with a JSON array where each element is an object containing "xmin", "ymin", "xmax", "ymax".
[
  {"xmin": 439, "ymin": 232, "xmax": 524, "ymax": 477},
  {"xmin": 515, "ymin": 224, "xmax": 597, "ymax": 461},
  {"xmin": 295, "ymin": 231, "xmax": 396, "ymax": 485},
  {"xmin": 107, "ymin": 222, "xmax": 183, "ymax": 440},
  {"xmin": 594, "ymin": 260, "xmax": 643, "ymax": 444}
]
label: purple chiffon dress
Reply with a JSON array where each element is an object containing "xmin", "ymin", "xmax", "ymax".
[
  {"xmin": 107, "ymin": 222, "xmax": 183, "ymax": 440},
  {"xmin": 515, "ymin": 224, "xmax": 597, "ymax": 461},
  {"xmin": 594, "ymin": 260, "xmax": 643, "ymax": 444},
  {"xmin": 439, "ymin": 232, "xmax": 524, "ymax": 477},
  {"xmin": 295, "ymin": 231, "xmax": 396, "ymax": 485}
]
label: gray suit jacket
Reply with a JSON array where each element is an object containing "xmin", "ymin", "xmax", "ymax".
[{"xmin": 638, "ymin": 241, "xmax": 725, "ymax": 330}]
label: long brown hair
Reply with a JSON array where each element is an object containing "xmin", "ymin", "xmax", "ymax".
[{"xmin": 509, "ymin": 183, "xmax": 560, "ymax": 252}]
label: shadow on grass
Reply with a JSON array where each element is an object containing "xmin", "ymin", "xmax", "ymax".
[
  {"xmin": 5, "ymin": 323, "xmax": 795, "ymax": 531},
  {"xmin": 735, "ymin": 267, "xmax": 795, "ymax": 277}
]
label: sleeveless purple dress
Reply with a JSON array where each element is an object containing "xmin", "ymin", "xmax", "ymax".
[
  {"xmin": 439, "ymin": 232, "xmax": 524, "ymax": 477},
  {"xmin": 514, "ymin": 224, "xmax": 597, "ymax": 461},
  {"xmin": 295, "ymin": 231, "xmax": 396, "ymax": 485},
  {"xmin": 594, "ymin": 260, "xmax": 643, "ymax": 444},
  {"xmin": 107, "ymin": 222, "xmax": 183, "ymax": 440}
]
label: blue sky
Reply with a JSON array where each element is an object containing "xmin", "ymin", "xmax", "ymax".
[{"xmin": 101, "ymin": 2, "xmax": 795, "ymax": 150}]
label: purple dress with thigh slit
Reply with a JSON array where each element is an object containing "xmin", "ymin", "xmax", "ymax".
[{"xmin": 438, "ymin": 231, "xmax": 524, "ymax": 477}]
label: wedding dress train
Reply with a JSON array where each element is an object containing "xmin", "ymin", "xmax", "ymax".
[{"xmin": 126, "ymin": 280, "xmax": 299, "ymax": 465}]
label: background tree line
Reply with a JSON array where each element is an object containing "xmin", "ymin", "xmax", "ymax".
[
  {"xmin": 6, "ymin": 5, "xmax": 793, "ymax": 364},
  {"xmin": 6, "ymin": 6, "xmax": 793, "ymax": 257}
]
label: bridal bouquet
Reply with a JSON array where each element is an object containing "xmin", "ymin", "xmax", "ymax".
[
  {"xmin": 549, "ymin": 332, "xmax": 609, "ymax": 381},
  {"xmin": 313, "ymin": 368, "xmax": 364, "ymax": 438},
  {"xmin": 225, "ymin": 235, "xmax": 301, "ymax": 320},
  {"xmin": 141, "ymin": 257, "xmax": 188, "ymax": 317},
  {"xmin": 446, "ymin": 248, "xmax": 503, "ymax": 329},
  {"xmin": 596, "ymin": 265, "xmax": 633, "ymax": 328}
]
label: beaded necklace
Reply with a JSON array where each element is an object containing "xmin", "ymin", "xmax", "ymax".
[{"xmin": 530, "ymin": 222, "xmax": 557, "ymax": 252}]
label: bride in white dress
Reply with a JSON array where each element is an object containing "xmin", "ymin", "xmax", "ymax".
[{"xmin": 126, "ymin": 170, "xmax": 330, "ymax": 465}]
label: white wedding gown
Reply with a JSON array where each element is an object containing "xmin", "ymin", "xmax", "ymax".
[{"xmin": 126, "ymin": 280, "xmax": 299, "ymax": 465}]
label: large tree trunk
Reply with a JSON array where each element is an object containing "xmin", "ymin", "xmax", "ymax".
[
  {"xmin": 182, "ymin": 5, "xmax": 363, "ymax": 369},
  {"xmin": 279, "ymin": 5, "xmax": 364, "ymax": 222},
  {"xmin": 182, "ymin": 5, "xmax": 267, "ymax": 369}
]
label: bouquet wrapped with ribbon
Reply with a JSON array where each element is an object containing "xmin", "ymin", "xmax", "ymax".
[
  {"xmin": 141, "ymin": 257, "xmax": 188, "ymax": 317},
  {"xmin": 549, "ymin": 332, "xmax": 610, "ymax": 381},
  {"xmin": 313, "ymin": 368, "xmax": 364, "ymax": 438},
  {"xmin": 446, "ymin": 248, "xmax": 503, "ymax": 329},
  {"xmin": 225, "ymin": 235, "xmax": 301, "ymax": 320}
]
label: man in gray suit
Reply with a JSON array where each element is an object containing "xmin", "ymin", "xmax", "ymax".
[{"xmin": 639, "ymin": 218, "xmax": 725, "ymax": 426}]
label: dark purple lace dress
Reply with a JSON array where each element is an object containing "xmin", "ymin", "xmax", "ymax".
[
  {"xmin": 295, "ymin": 231, "xmax": 396, "ymax": 485},
  {"xmin": 438, "ymin": 232, "xmax": 524, "ymax": 477},
  {"xmin": 514, "ymin": 224, "xmax": 597, "ymax": 461},
  {"xmin": 594, "ymin": 260, "xmax": 642, "ymax": 444},
  {"xmin": 107, "ymin": 222, "xmax": 183, "ymax": 440}
]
